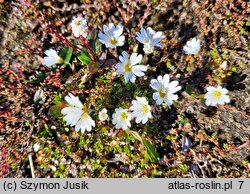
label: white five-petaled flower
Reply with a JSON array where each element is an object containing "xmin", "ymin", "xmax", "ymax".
[
  {"xmin": 150, "ymin": 74, "xmax": 182, "ymax": 105},
  {"xmin": 98, "ymin": 23, "xmax": 125, "ymax": 48},
  {"xmin": 204, "ymin": 86, "xmax": 230, "ymax": 106},
  {"xmin": 43, "ymin": 49, "xmax": 63, "ymax": 67},
  {"xmin": 130, "ymin": 97, "xmax": 152, "ymax": 124},
  {"xmin": 98, "ymin": 108, "xmax": 109, "ymax": 122},
  {"xmin": 70, "ymin": 15, "xmax": 88, "ymax": 38},
  {"xmin": 183, "ymin": 37, "xmax": 201, "ymax": 55},
  {"xmin": 61, "ymin": 93, "xmax": 95, "ymax": 133},
  {"xmin": 115, "ymin": 51, "xmax": 147, "ymax": 83},
  {"xmin": 136, "ymin": 27, "xmax": 165, "ymax": 54},
  {"xmin": 112, "ymin": 108, "xmax": 131, "ymax": 130}
]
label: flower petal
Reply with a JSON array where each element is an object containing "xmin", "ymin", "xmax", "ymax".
[{"xmin": 130, "ymin": 53, "xmax": 142, "ymax": 65}]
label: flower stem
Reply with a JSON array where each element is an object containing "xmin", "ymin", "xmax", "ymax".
[
  {"xmin": 144, "ymin": 53, "xmax": 148, "ymax": 65},
  {"xmin": 79, "ymin": 35, "xmax": 97, "ymax": 62},
  {"xmin": 46, "ymin": 25, "xmax": 78, "ymax": 52}
]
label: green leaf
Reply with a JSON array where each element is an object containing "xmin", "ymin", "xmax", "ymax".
[
  {"xmin": 166, "ymin": 135, "xmax": 178, "ymax": 141},
  {"xmin": 16, "ymin": 19, "xmax": 22, "ymax": 27},
  {"xmin": 59, "ymin": 46, "xmax": 73, "ymax": 66},
  {"xmin": 196, "ymin": 94, "xmax": 205, "ymax": 99},
  {"xmin": 38, "ymin": 124, "xmax": 53, "ymax": 138},
  {"xmin": 185, "ymin": 84, "xmax": 193, "ymax": 95},
  {"xmin": 88, "ymin": 29, "xmax": 102, "ymax": 53},
  {"xmin": 179, "ymin": 164, "xmax": 188, "ymax": 172},
  {"xmin": 94, "ymin": 39, "xmax": 102, "ymax": 54},
  {"xmin": 27, "ymin": 73, "xmax": 47, "ymax": 84},
  {"xmin": 76, "ymin": 51, "xmax": 91, "ymax": 65},
  {"xmin": 130, "ymin": 130, "xmax": 143, "ymax": 142},
  {"xmin": 52, "ymin": 94, "xmax": 62, "ymax": 105},
  {"xmin": 48, "ymin": 102, "xmax": 64, "ymax": 117},
  {"xmin": 166, "ymin": 60, "xmax": 172, "ymax": 69},
  {"xmin": 246, "ymin": 19, "xmax": 250, "ymax": 26},
  {"xmin": 209, "ymin": 47, "xmax": 219, "ymax": 59},
  {"xmin": 142, "ymin": 139, "xmax": 159, "ymax": 163}
]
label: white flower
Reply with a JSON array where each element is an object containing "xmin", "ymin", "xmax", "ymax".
[
  {"xmin": 131, "ymin": 97, "xmax": 152, "ymax": 124},
  {"xmin": 150, "ymin": 74, "xmax": 181, "ymax": 105},
  {"xmin": 61, "ymin": 93, "xmax": 95, "ymax": 133},
  {"xmin": 115, "ymin": 51, "xmax": 147, "ymax": 83},
  {"xmin": 33, "ymin": 143, "xmax": 40, "ymax": 152},
  {"xmin": 34, "ymin": 88, "xmax": 46, "ymax": 105},
  {"xmin": 183, "ymin": 37, "xmax": 201, "ymax": 55},
  {"xmin": 98, "ymin": 108, "xmax": 109, "ymax": 122},
  {"xmin": 136, "ymin": 27, "xmax": 165, "ymax": 54},
  {"xmin": 43, "ymin": 49, "xmax": 63, "ymax": 67},
  {"xmin": 204, "ymin": 86, "xmax": 230, "ymax": 106},
  {"xmin": 98, "ymin": 23, "xmax": 125, "ymax": 48},
  {"xmin": 112, "ymin": 108, "xmax": 131, "ymax": 130},
  {"xmin": 70, "ymin": 15, "xmax": 88, "ymax": 38}
]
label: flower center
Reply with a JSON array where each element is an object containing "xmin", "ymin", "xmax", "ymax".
[
  {"xmin": 109, "ymin": 37, "xmax": 118, "ymax": 45},
  {"xmin": 120, "ymin": 112, "xmax": 128, "ymax": 120},
  {"xmin": 100, "ymin": 112, "xmax": 107, "ymax": 119},
  {"xmin": 124, "ymin": 63, "xmax": 132, "ymax": 72},
  {"xmin": 141, "ymin": 104, "xmax": 149, "ymax": 113},
  {"xmin": 212, "ymin": 90, "xmax": 222, "ymax": 98},
  {"xmin": 143, "ymin": 42, "xmax": 153, "ymax": 54},
  {"xmin": 159, "ymin": 89, "xmax": 167, "ymax": 98},
  {"xmin": 144, "ymin": 37, "xmax": 150, "ymax": 43},
  {"xmin": 76, "ymin": 20, "xmax": 81, "ymax": 26}
]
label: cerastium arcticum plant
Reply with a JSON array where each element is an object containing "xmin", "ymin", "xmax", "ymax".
[
  {"xmin": 42, "ymin": 15, "xmax": 232, "ymax": 131},
  {"xmin": 40, "ymin": 14, "xmax": 231, "ymax": 164}
]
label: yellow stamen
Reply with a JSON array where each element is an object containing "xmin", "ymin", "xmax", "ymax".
[
  {"xmin": 124, "ymin": 63, "xmax": 132, "ymax": 72},
  {"xmin": 142, "ymin": 104, "xmax": 149, "ymax": 113},
  {"xmin": 121, "ymin": 112, "xmax": 128, "ymax": 120},
  {"xmin": 212, "ymin": 90, "xmax": 222, "ymax": 97},
  {"xmin": 159, "ymin": 89, "xmax": 167, "ymax": 98},
  {"xmin": 109, "ymin": 38, "xmax": 118, "ymax": 45},
  {"xmin": 76, "ymin": 20, "xmax": 81, "ymax": 25}
]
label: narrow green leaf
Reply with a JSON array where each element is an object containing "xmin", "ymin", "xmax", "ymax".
[
  {"xmin": 59, "ymin": 46, "xmax": 73, "ymax": 66},
  {"xmin": 143, "ymin": 139, "xmax": 159, "ymax": 163},
  {"xmin": 88, "ymin": 29, "xmax": 102, "ymax": 53},
  {"xmin": 130, "ymin": 130, "xmax": 143, "ymax": 142},
  {"xmin": 88, "ymin": 29, "xmax": 100, "ymax": 53},
  {"xmin": 76, "ymin": 51, "xmax": 91, "ymax": 65},
  {"xmin": 185, "ymin": 84, "xmax": 193, "ymax": 95},
  {"xmin": 94, "ymin": 39, "xmax": 102, "ymax": 54}
]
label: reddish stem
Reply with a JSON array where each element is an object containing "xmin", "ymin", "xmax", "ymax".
[
  {"xmin": 46, "ymin": 25, "xmax": 78, "ymax": 52},
  {"xmin": 79, "ymin": 35, "xmax": 97, "ymax": 62}
]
